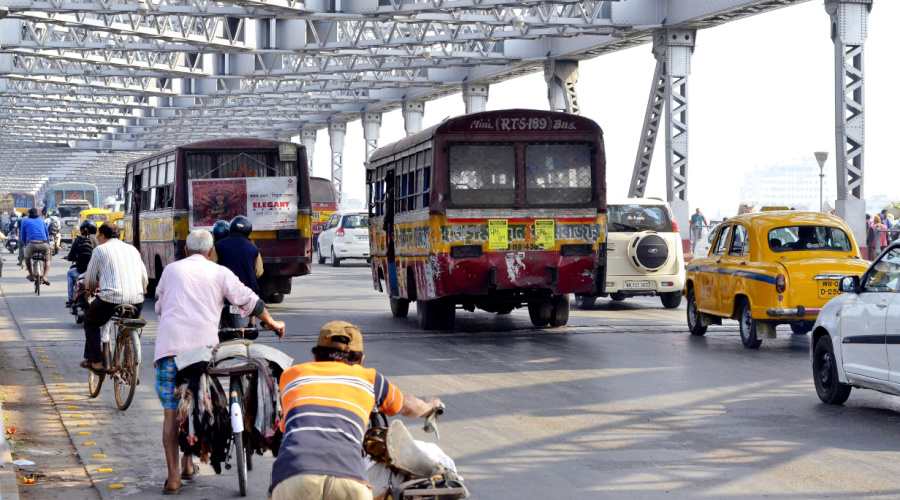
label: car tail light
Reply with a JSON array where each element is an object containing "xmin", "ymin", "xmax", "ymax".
[
  {"xmin": 336, "ymin": 228, "xmax": 345, "ymax": 237},
  {"xmin": 671, "ymin": 218, "xmax": 679, "ymax": 232},
  {"xmin": 775, "ymin": 274, "xmax": 786, "ymax": 293}
]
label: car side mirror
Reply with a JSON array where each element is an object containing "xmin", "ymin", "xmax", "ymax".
[
  {"xmin": 318, "ymin": 224, "xmax": 325, "ymax": 231},
  {"xmin": 838, "ymin": 275, "xmax": 860, "ymax": 294}
]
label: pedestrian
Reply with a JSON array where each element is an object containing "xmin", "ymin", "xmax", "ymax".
[
  {"xmin": 271, "ymin": 321, "xmax": 442, "ymax": 500},
  {"xmin": 866, "ymin": 214, "xmax": 872, "ymax": 230},
  {"xmin": 690, "ymin": 208, "xmax": 708, "ymax": 252},
  {"xmin": 868, "ymin": 215, "xmax": 888, "ymax": 259},
  {"xmin": 881, "ymin": 210, "xmax": 895, "ymax": 244},
  {"xmin": 153, "ymin": 230, "xmax": 284, "ymax": 495}
]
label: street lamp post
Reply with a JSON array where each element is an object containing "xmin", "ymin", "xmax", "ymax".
[{"xmin": 814, "ymin": 152, "xmax": 829, "ymax": 212}]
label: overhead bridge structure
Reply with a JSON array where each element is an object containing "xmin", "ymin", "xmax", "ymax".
[{"xmin": 0, "ymin": 0, "xmax": 876, "ymax": 244}]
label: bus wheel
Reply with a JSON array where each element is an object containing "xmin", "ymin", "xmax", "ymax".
[
  {"xmin": 145, "ymin": 279, "xmax": 158, "ymax": 297},
  {"xmin": 528, "ymin": 300, "xmax": 552, "ymax": 327},
  {"xmin": 574, "ymin": 294, "xmax": 596, "ymax": 310},
  {"xmin": 268, "ymin": 293, "xmax": 284, "ymax": 304},
  {"xmin": 549, "ymin": 294, "xmax": 570, "ymax": 327},
  {"xmin": 390, "ymin": 297, "xmax": 410, "ymax": 318},
  {"xmin": 417, "ymin": 300, "xmax": 439, "ymax": 330},
  {"xmin": 437, "ymin": 300, "xmax": 456, "ymax": 330}
]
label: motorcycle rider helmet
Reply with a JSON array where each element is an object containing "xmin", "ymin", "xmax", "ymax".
[
  {"xmin": 229, "ymin": 216, "xmax": 252, "ymax": 238},
  {"xmin": 212, "ymin": 220, "xmax": 231, "ymax": 242},
  {"xmin": 79, "ymin": 220, "xmax": 97, "ymax": 236}
]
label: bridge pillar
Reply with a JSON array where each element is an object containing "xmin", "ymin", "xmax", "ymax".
[
  {"xmin": 660, "ymin": 29, "xmax": 696, "ymax": 245},
  {"xmin": 402, "ymin": 100, "xmax": 424, "ymax": 136},
  {"xmin": 328, "ymin": 121, "xmax": 346, "ymax": 203},
  {"xmin": 826, "ymin": 0, "xmax": 872, "ymax": 253},
  {"xmin": 361, "ymin": 111, "xmax": 382, "ymax": 160},
  {"xmin": 544, "ymin": 60, "xmax": 580, "ymax": 115},
  {"xmin": 299, "ymin": 126, "xmax": 317, "ymax": 175},
  {"xmin": 628, "ymin": 48, "xmax": 666, "ymax": 199},
  {"xmin": 462, "ymin": 83, "xmax": 490, "ymax": 114}
]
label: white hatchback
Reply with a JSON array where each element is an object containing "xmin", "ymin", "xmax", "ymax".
[
  {"xmin": 316, "ymin": 211, "xmax": 370, "ymax": 267},
  {"xmin": 810, "ymin": 242, "xmax": 900, "ymax": 404}
]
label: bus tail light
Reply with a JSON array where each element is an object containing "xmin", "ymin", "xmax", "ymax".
[
  {"xmin": 775, "ymin": 274, "xmax": 786, "ymax": 293},
  {"xmin": 336, "ymin": 228, "xmax": 345, "ymax": 237},
  {"xmin": 671, "ymin": 218, "xmax": 679, "ymax": 232}
]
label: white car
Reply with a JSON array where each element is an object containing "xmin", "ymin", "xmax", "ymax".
[
  {"xmin": 690, "ymin": 220, "xmax": 721, "ymax": 258},
  {"xmin": 574, "ymin": 198, "xmax": 685, "ymax": 310},
  {"xmin": 316, "ymin": 211, "xmax": 370, "ymax": 267},
  {"xmin": 810, "ymin": 243, "xmax": 900, "ymax": 404}
]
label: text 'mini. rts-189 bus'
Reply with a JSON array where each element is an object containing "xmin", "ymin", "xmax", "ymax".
[
  {"xmin": 367, "ymin": 109, "xmax": 607, "ymax": 330},
  {"xmin": 123, "ymin": 138, "xmax": 312, "ymax": 302}
]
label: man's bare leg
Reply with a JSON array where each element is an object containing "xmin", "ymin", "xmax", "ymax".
[
  {"xmin": 24, "ymin": 259, "xmax": 33, "ymax": 278},
  {"xmin": 43, "ymin": 260, "xmax": 50, "ymax": 280},
  {"xmin": 163, "ymin": 408, "xmax": 182, "ymax": 491}
]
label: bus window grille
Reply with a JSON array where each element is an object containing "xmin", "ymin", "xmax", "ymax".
[
  {"xmin": 448, "ymin": 145, "xmax": 515, "ymax": 206},
  {"xmin": 524, "ymin": 144, "xmax": 592, "ymax": 205}
]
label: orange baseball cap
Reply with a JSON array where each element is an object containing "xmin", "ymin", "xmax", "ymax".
[{"xmin": 317, "ymin": 321, "xmax": 364, "ymax": 352}]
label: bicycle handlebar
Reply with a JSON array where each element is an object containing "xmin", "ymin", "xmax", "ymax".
[{"xmin": 218, "ymin": 325, "xmax": 284, "ymax": 342}]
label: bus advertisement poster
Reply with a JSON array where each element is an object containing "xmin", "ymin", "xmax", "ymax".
[{"xmin": 189, "ymin": 176, "xmax": 298, "ymax": 231}]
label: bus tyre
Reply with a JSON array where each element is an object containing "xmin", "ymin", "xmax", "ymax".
[
  {"xmin": 145, "ymin": 279, "xmax": 158, "ymax": 298},
  {"xmin": 549, "ymin": 294, "xmax": 570, "ymax": 327},
  {"xmin": 268, "ymin": 293, "xmax": 284, "ymax": 304},
  {"xmin": 739, "ymin": 300, "xmax": 762, "ymax": 349},
  {"xmin": 390, "ymin": 297, "xmax": 410, "ymax": 318},
  {"xmin": 317, "ymin": 244, "xmax": 326, "ymax": 265},
  {"xmin": 574, "ymin": 294, "xmax": 596, "ymax": 310},
  {"xmin": 437, "ymin": 299, "xmax": 456, "ymax": 330},
  {"xmin": 660, "ymin": 292, "xmax": 682, "ymax": 309},
  {"xmin": 528, "ymin": 300, "xmax": 552, "ymax": 327},
  {"xmin": 417, "ymin": 300, "xmax": 439, "ymax": 330}
]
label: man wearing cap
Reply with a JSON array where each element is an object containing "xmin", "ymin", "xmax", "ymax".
[{"xmin": 271, "ymin": 321, "xmax": 442, "ymax": 500}]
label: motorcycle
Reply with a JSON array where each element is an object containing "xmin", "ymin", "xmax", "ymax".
[
  {"xmin": 364, "ymin": 405, "xmax": 469, "ymax": 500},
  {"xmin": 69, "ymin": 273, "xmax": 92, "ymax": 324},
  {"xmin": 4, "ymin": 231, "xmax": 17, "ymax": 254}
]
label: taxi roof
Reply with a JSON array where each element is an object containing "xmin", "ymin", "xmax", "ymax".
[{"xmin": 723, "ymin": 211, "xmax": 849, "ymax": 230}]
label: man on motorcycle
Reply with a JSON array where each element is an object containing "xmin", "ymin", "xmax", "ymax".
[
  {"xmin": 46, "ymin": 211, "xmax": 62, "ymax": 254},
  {"xmin": 65, "ymin": 220, "xmax": 98, "ymax": 304},
  {"xmin": 153, "ymin": 229, "xmax": 285, "ymax": 494},
  {"xmin": 214, "ymin": 216, "xmax": 263, "ymax": 327},
  {"xmin": 271, "ymin": 321, "xmax": 442, "ymax": 500},
  {"xmin": 21, "ymin": 208, "xmax": 52, "ymax": 285}
]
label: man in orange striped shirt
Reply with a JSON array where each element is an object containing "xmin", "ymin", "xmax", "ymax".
[{"xmin": 271, "ymin": 321, "xmax": 442, "ymax": 499}]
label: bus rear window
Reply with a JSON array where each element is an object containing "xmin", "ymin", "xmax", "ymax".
[
  {"xmin": 525, "ymin": 144, "xmax": 592, "ymax": 205},
  {"xmin": 186, "ymin": 152, "xmax": 297, "ymax": 179},
  {"xmin": 449, "ymin": 145, "xmax": 515, "ymax": 206}
]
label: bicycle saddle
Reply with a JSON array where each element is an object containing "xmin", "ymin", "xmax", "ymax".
[{"xmin": 117, "ymin": 318, "xmax": 147, "ymax": 328}]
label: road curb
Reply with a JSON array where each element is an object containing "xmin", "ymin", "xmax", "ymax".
[{"xmin": 0, "ymin": 386, "xmax": 19, "ymax": 500}]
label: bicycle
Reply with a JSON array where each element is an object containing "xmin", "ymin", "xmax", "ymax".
[
  {"xmin": 30, "ymin": 249, "xmax": 45, "ymax": 295},
  {"xmin": 87, "ymin": 304, "xmax": 146, "ymax": 410},
  {"xmin": 207, "ymin": 326, "xmax": 272, "ymax": 497}
]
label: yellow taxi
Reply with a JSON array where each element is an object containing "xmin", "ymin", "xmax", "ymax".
[
  {"xmin": 684, "ymin": 211, "xmax": 869, "ymax": 349},
  {"xmin": 73, "ymin": 208, "xmax": 111, "ymax": 241}
]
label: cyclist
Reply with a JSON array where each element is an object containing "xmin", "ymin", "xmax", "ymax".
[
  {"xmin": 80, "ymin": 222, "xmax": 147, "ymax": 374},
  {"xmin": 65, "ymin": 220, "xmax": 98, "ymax": 305},
  {"xmin": 214, "ymin": 216, "xmax": 263, "ymax": 328},
  {"xmin": 153, "ymin": 229, "xmax": 284, "ymax": 495},
  {"xmin": 271, "ymin": 321, "xmax": 441, "ymax": 500},
  {"xmin": 21, "ymin": 208, "xmax": 52, "ymax": 285}
]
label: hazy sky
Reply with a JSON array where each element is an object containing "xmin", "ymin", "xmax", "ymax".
[{"xmin": 307, "ymin": 1, "xmax": 899, "ymax": 217}]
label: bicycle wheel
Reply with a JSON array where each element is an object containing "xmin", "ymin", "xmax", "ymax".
[
  {"xmin": 113, "ymin": 328, "xmax": 139, "ymax": 410},
  {"xmin": 229, "ymin": 379, "xmax": 248, "ymax": 497},
  {"xmin": 88, "ymin": 342, "xmax": 108, "ymax": 398},
  {"xmin": 33, "ymin": 260, "xmax": 42, "ymax": 295}
]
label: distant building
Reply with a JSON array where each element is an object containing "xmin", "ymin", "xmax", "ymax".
[
  {"xmin": 739, "ymin": 158, "xmax": 836, "ymax": 212},
  {"xmin": 866, "ymin": 193, "xmax": 896, "ymax": 217}
]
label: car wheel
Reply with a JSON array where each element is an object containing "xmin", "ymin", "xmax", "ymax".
[
  {"xmin": 331, "ymin": 247, "xmax": 341, "ymax": 267},
  {"xmin": 528, "ymin": 300, "xmax": 552, "ymax": 327},
  {"xmin": 739, "ymin": 300, "xmax": 762, "ymax": 349},
  {"xmin": 610, "ymin": 293, "xmax": 626, "ymax": 302},
  {"xmin": 687, "ymin": 288, "xmax": 707, "ymax": 337},
  {"xmin": 390, "ymin": 296, "xmax": 410, "ymax": 318},
  {"xmin": 790, "ymin": 322, "xmax": 813, "ymax": 335},
  {"xmin": 813, "ymin": 334, "xmax": 852, "ymax": 404},
  {"xmin": 317, "ymin": 244, "xmax": 326, "ymax": 265},
  {"xmin": 549, "ymin": 294, "xmax": 570, "ymax": 327},
  {"xmin": 574, "ymin": 294, "xmax": 596, "ymax": 310},
  {"xmin": 660, "ymin": 292, "xmax": 682, "ymax": 309}
]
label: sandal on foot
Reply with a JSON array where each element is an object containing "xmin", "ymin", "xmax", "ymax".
[
  {"xmin": 181, "ymin": 464, "xmax": 200, "ymax": 480},
  {"xmin": 163, "ymin": 479, "xmax": 182, "ymax": 495},
  {"xmin": 79, "ymin": 360, "xmax": 105, "ymax": 376},
  {"xmin": 26, "ymin": 275, "xmax": 34, "ymax": 282},
  {"xmin": 41, "ymin": 278, "xmax": 50, "ymax": 285}
]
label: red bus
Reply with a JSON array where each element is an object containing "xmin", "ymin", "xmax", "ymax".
[
  {"xmin": 310, "ymin": 176, "xmax": 339, "ymax": 250},
  {"xmin": 366, "ymin": 109, "xmax": 608, "ymax": 330},
  {"xmin": 123, "ymin": 138, "xmax": 312, "ymax": 303}
]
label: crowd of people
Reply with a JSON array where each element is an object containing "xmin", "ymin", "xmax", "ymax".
[
  {"xmin": 866, "ymin": 208, "xmax": 897, "ymax": 258},
  {"xmin": 2, "ymin": 210, "xmax": 442, "ymax": 499}
]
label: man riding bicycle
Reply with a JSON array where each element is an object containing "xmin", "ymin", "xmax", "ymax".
[
  {"xmin": 21, "ymin": 208, "xmax": 52, "ymax": 285},
  {"xmin": 81, "ymin": 222, "xmax": 147, "ymax": 374},
  {"xmin": 154, "ymin": 230, "xmax": 285, "ymax": 495}
]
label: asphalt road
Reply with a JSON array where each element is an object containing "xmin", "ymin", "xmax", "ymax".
[{"xmin": 3, "ymin": 256, "xmax": 900, "ymax": 499}]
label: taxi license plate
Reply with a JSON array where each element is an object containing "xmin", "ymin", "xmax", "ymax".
[
  {"xmin": 817, "ymin": 280, "xmax": 841, "ymax": 299},
  {"xmin": 624, "ymin": 281, "xmax": 652, "ymax": 290}
]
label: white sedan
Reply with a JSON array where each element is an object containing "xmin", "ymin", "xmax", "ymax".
[
  {"xmin": 316, "ymin": 211, "xmax": 370, "ymax": 267},
  {"xmin": 810, "ymin": 243, "xmax": 900, "ymax": 404}
]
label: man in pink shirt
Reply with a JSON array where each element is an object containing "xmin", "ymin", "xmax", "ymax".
[{"xmin": 154, "ymin": 229, "xmax": 285, "ymax": 495}]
